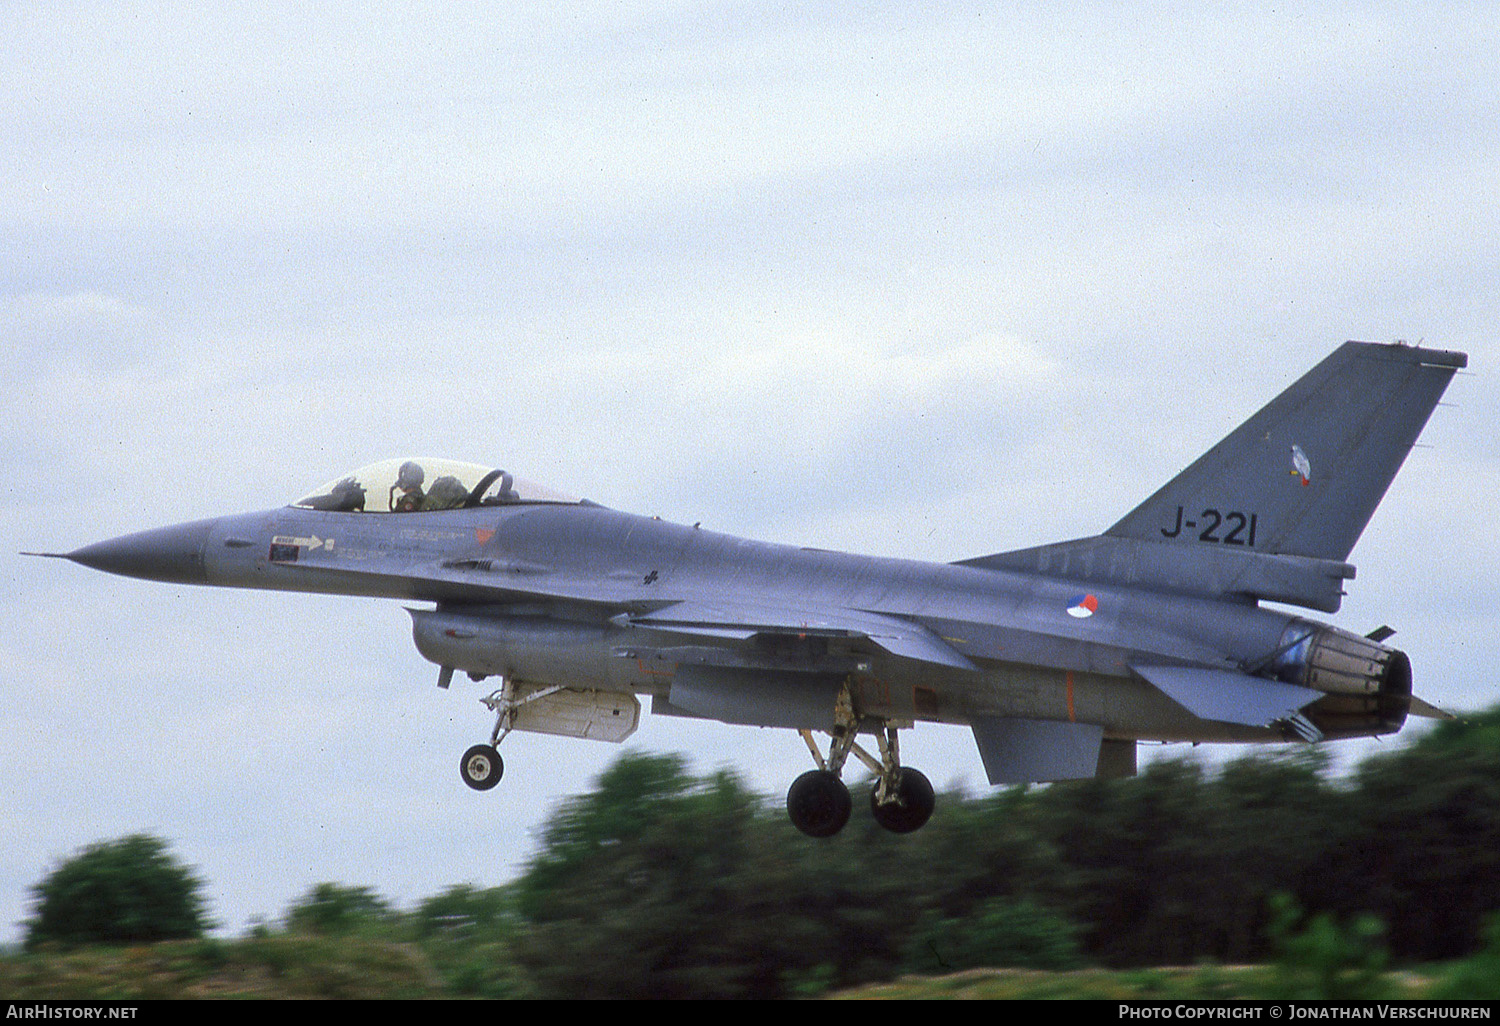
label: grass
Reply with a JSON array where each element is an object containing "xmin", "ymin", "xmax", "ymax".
[{"xmin": 4, "ymin": 939, "xmax": 1484, "ymax": 999}]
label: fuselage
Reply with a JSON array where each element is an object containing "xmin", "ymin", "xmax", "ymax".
[{"xmin": 71, "ymin": 500, "xmax": 1333, "ymax": 745}]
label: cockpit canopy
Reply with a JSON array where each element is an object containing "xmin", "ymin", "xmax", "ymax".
[{"xmin": 293, "ymin": 458, "xmax": 581, "ymax": 514}]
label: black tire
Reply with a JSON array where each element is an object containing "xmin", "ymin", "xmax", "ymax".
[
  {"xmin": 460, "ymin": 744, "xmax": 504, "ymax": 791},
  {"xmin": 787, "ymin": 769, "xmax": 852, "ymax": 838},
  {"xmin": 870, "ymin": 767, "xmax": 935, "ymax": 833}
]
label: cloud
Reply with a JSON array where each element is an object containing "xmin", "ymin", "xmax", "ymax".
[
  {"xmin": 5, "ymin": 292, "xmax": 163, "ymax": 372},
  {"xmin": 2, "ymin": 1, "xmax": 1498, "ymax": 947}
]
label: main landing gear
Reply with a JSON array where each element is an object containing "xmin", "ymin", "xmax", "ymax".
[{"xmin": 786, "ymin": 688, "xmax": 935, "ymax": 838}]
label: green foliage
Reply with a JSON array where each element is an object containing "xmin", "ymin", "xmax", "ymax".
[
  {"xmin": 234, "ymin": 934, "xmax": 436, "ymax": 998},
  {"xmin": 24, "ymin": 835, "xmax": 209, "ymax": 951},
  {"xmin": 414, "ymin": 885, "xmax": 534, "ymax": 998},
  {"xmin": 510, "ymin": 755, "xmax": 1078, "ymax": 997},
  {"xmin": 518, "ymin": 751, "xmax": 697, "ymax": 916},
  {"xmin": 905, "ymin": 784, "xmax": 1071, "ymax": 918},
  {"xmin": 1318, "ymin": 707, "xmax": 1500, "ymax": 960},
  {"xmin": 515, "ymin": 753, "xmax": 801, "ymax": 998},
  {"xmin": 283, "ymin": 882, "xmax": 393, "ymax": 937},
  {"xmin": 414, "ymin": 883, "xmax": 514, "ymax": 939},
  {"xmin": 499, "ymin": 713, "xmax": 1500, "ymax": 992},
  {"xmin": 1264, "ymin": 893, "xmax": 1390, "ymax": 999},
  {"xmin": 1033, "ymin": 759, "xmax": 1217, "ymax": 965},
  {"xmin": 0, "ymin": 936, "xmax": 1439, "ymax": 1000},
  {"xmin": 423, "ymin": 940, "xmax": 535, "ymax": 999},
  {"xmin": 1430, "ymin": 915, "xmax": 1500, "ymax": 999},
  {"xmin": 903, "ymin": 897, "xmax": 1086, "ymax": 973},
  {"xmin": 19, "ymin": 704, "xmax": 1500, "ymax": 995},
  {"xmin": 1030, "ymin": 747, "xmax": 1358, "ymax": 967}
]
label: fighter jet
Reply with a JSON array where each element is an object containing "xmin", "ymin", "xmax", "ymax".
[{"xmin": 33, "ymin": 341, "xmax": 1466, "ymax": 837}]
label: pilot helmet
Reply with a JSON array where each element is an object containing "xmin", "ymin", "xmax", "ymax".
[{"xmin": 396, "ymin": 461, "xmax": 425, "ymax": 491}]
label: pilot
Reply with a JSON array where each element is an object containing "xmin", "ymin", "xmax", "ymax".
[
  {"xmin": 390, "ymin": 461, "xmax": 426, "ymax": 512},
  {"xmin": 303, "ymin": 477, "xmax": 366, "ymax": 512},
  {"xmin": 421, "ymin": 475, "xmax": 470, "ymax": 511}
]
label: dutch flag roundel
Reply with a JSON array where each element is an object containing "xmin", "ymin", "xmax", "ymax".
[{"xmin": 1067, "ymin": 593, "xmax": 1099, "ymax": 619}]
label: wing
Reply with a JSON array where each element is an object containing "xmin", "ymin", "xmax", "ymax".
[
  {"xmin": 615, "ymin": 600, "xmax": 976, "ymax": 733},
  {"xmin": 620, "ymin": 599, "xmax": 976, "ymax": 671}
]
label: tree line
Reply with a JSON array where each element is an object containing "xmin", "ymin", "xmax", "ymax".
[{"xmin": 21, "ymin": 705, "xmax": 1500, "ymax": 998}]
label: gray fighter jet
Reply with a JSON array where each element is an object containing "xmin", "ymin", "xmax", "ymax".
[{"xmin": 34, "ymin": 341, "xmax": 1466, "ymax": 837}]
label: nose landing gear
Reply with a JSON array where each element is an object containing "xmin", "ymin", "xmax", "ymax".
[{"xmin": 458, "ymin": 677, "xmax": 541, "ymax": 792}]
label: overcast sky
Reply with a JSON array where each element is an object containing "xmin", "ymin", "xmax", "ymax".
[{"xmin": 4, "ymin": 2, "xmax": 1497, "ymax": 944}]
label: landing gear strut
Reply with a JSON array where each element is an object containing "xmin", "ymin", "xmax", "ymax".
[
  {"xmin": 458, "ymin": 678, "xmax": 516, "ymax": 791},
  {"xmin": 786, "ymin": 684, "xmax": 935, "ymax": 837},
  {"xmin": 458, "ymin": 676, "xmax": 563, "ymax": 792},
  {"xmin": 869, "ymin": 764, "xmax": 934, "ymax": 834}
]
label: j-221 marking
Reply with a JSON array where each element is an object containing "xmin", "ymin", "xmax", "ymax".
[{"xmin": 1161, "ymin": 506, "xmax": 1259, "ymax": 546}]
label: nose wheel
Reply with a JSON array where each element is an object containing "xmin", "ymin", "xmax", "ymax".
[{"xmin": 460, "ymin": 744, "xmax": 504, "ymax": 790}]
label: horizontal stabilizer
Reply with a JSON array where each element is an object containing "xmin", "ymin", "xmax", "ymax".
[
  {"xmin": 1408, "ymin": 695, "xmax": 1456, "ymax": 720},
  {"xmin": 1134, "ymin": 664, "xmax": 1320, "ymax": 727},
  {"xmin": 971, "ymin": 717, "xmax": 1105, "ymax": 785}
]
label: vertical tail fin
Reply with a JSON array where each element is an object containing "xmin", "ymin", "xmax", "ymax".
[{"xmin": 1106, "ymin": 341, "xmax": 1466, "ymax": 562}]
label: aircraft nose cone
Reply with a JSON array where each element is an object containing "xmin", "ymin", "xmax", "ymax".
[{"xmin": 67, "ymin": 518, "xmax": 216, "ymax": 585}]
